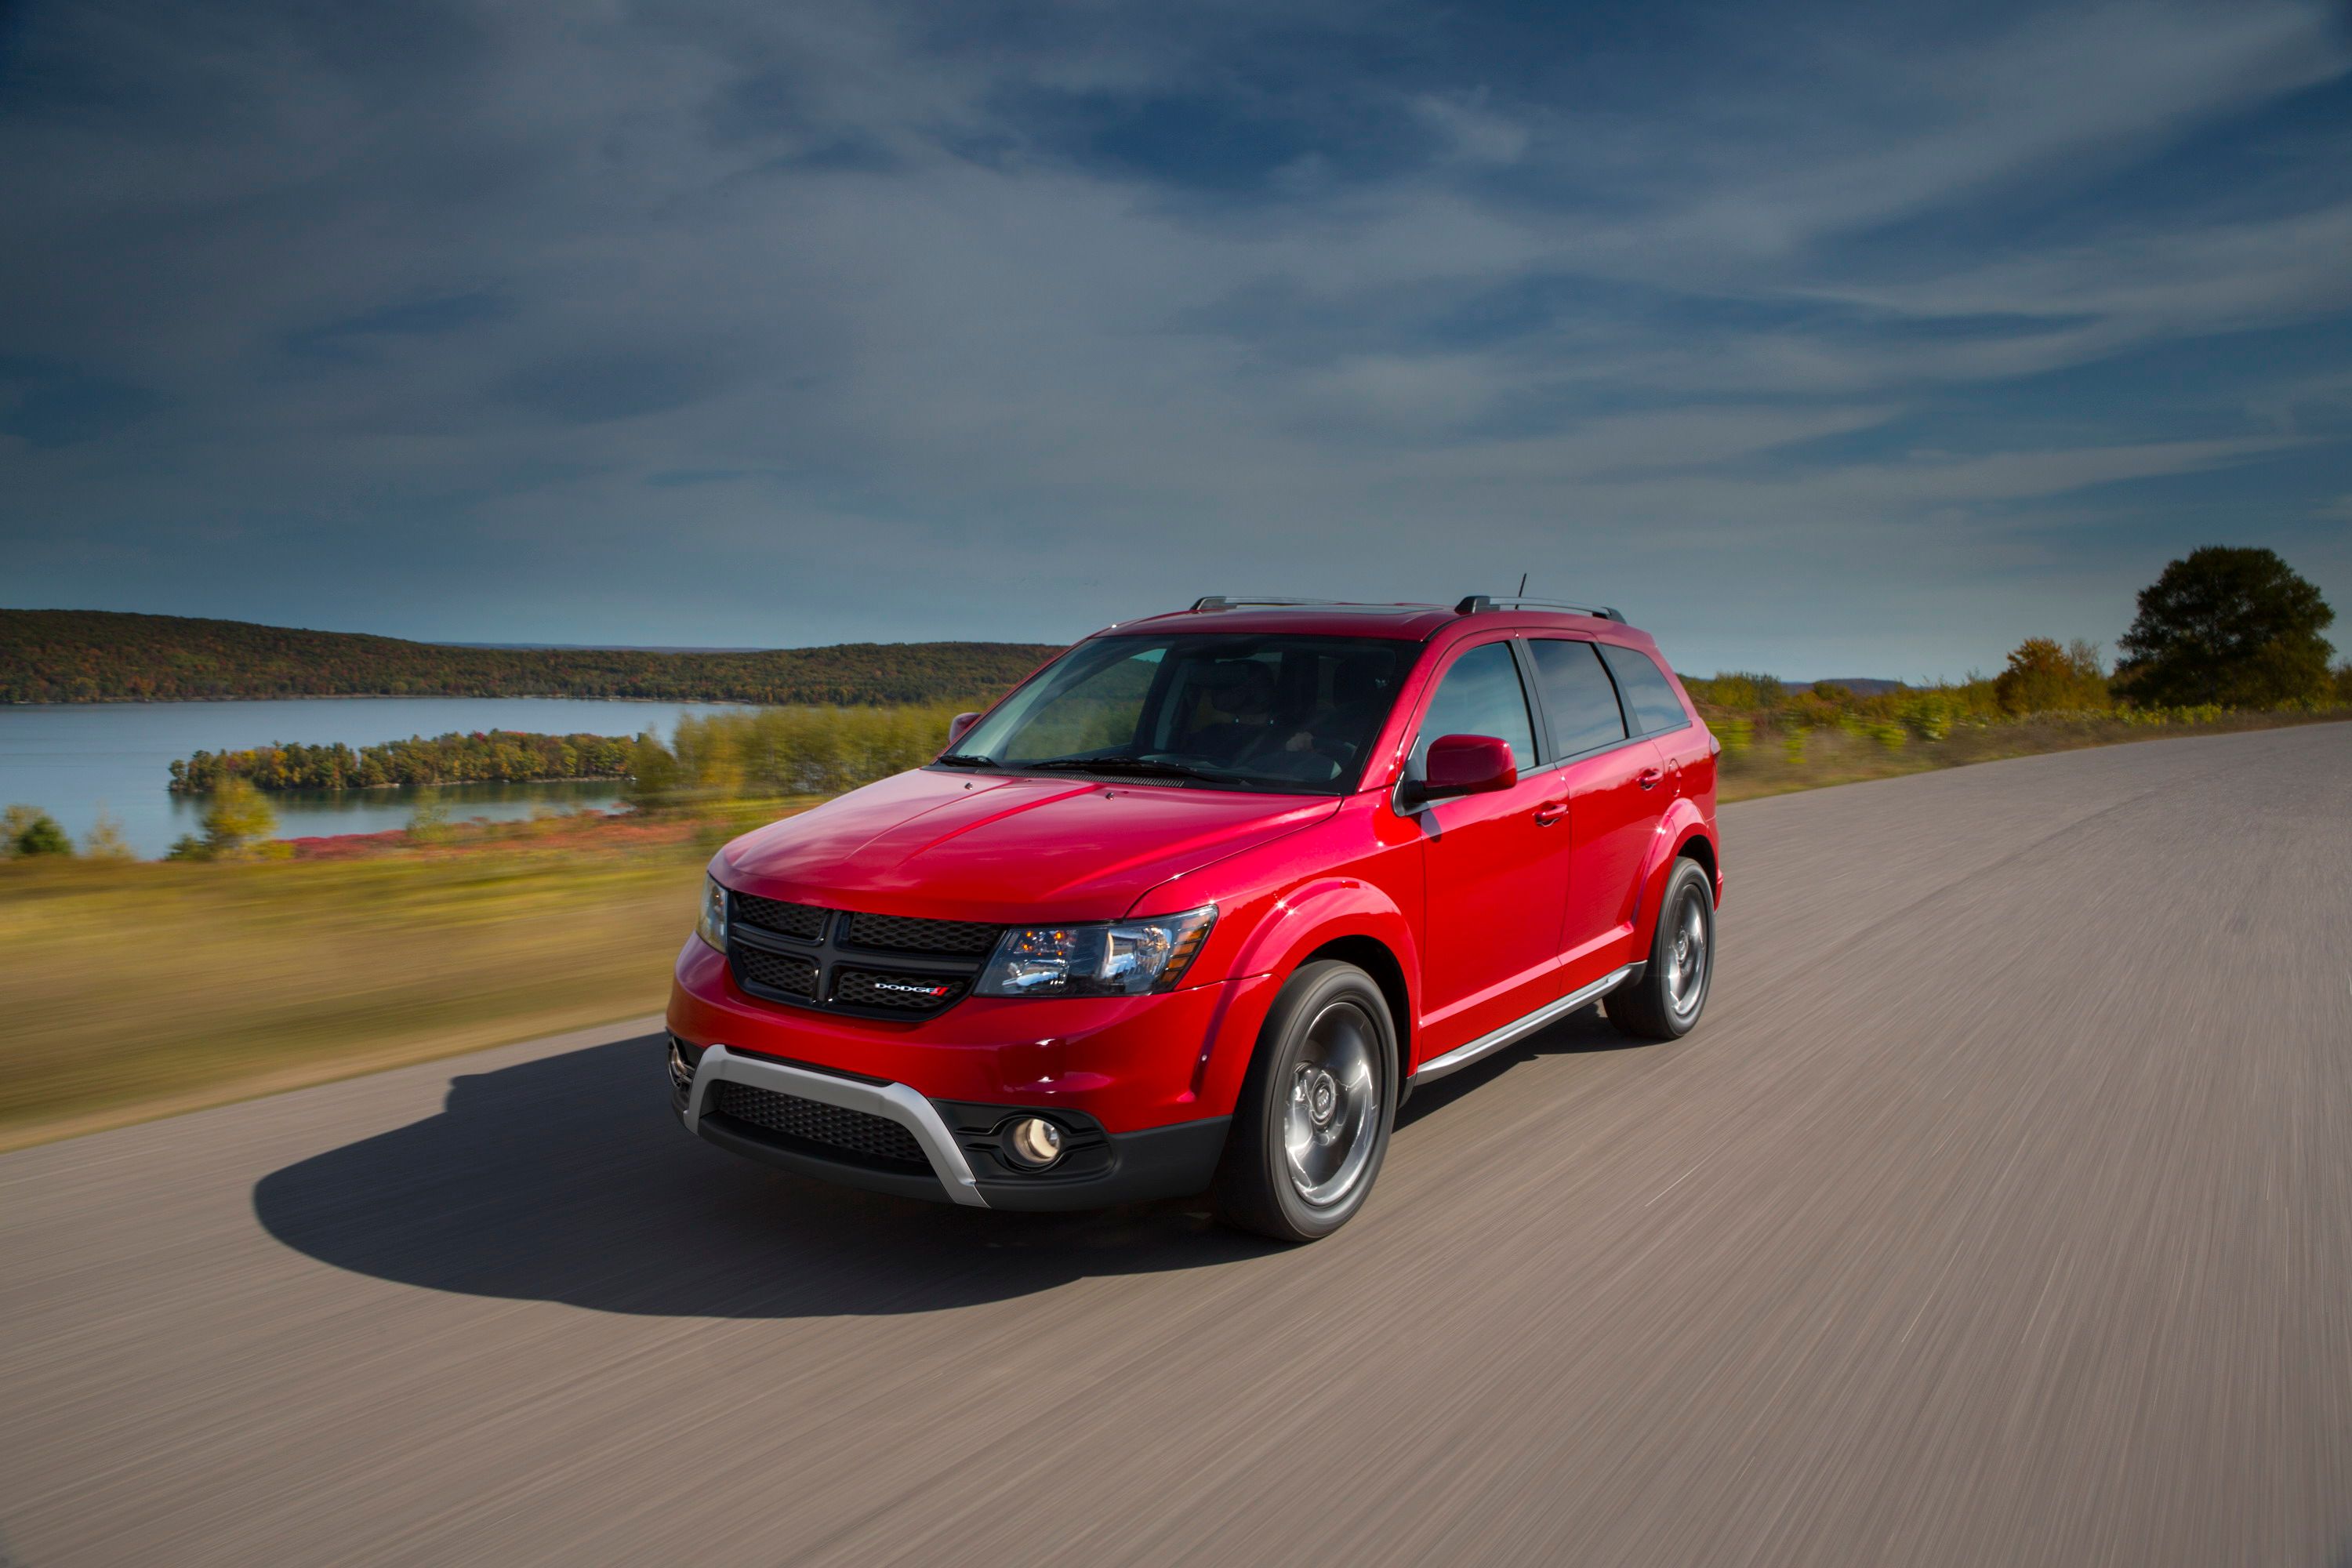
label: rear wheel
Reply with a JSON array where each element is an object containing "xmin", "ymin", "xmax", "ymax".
[
  {"xmin": 1214, "ymin": 960, "xmax": 1396, "ymax": 1243},
  {"xmin": 1603, "ymin": 857, "xmax": 1715, "ymax": 1040}
]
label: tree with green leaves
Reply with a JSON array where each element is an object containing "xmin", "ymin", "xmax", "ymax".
[
  {"xmin": 4, "ymin": 804, "xmax": 74, "ymax": 858},
  {"xmin": 2114, "ymin": 546, "xmax": 2336, "ymax": 708}
]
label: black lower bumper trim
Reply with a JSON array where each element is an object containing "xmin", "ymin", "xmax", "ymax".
[
  {"xmin": 691, "ymin": 1105, "xmax": 1231, "ymax": 1211},
  {"xmin": 972, "ymin": 1116, "xmax": 1230, "ymax": 1210}
]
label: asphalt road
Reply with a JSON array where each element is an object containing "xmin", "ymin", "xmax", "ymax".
[{"xmin": 5, "ymin": 723, "xmax": 2349, "ymax": 1567}]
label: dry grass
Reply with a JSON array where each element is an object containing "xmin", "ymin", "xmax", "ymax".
[{"xmin": 0, "ymin": 843, "xmax": 716, "ymax": 1152}]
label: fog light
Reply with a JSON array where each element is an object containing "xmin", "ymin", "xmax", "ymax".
[
  {"xmin": 1002, "ymin": 1116, "xmax": 1064, "ymax": 1170},
  {"xmin": 668, "ymin": 1036, "xmax": 699, "ymax": 1093}
]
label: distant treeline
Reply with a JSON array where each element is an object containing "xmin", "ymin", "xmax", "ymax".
[
  {"xmin": 169, "ymin": 731, "xmax": 637, "ymax": 793},
  {"xmin": 3, "ymin": 609, "xmax": 1059, "ymax": 706}
]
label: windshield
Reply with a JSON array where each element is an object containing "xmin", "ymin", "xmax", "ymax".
[{"xmin": 945, "ymin": 633, "xmax": 1414, "ymax": 794}]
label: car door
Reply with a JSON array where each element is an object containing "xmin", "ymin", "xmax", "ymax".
[
  {"xmin": 1599, "ymin": 639, "xmax": 1707, "ymax": 799},
  {"xmin": 1403, "ymin": 637, "xmax": 1572, "ymax": 1055},
  {"xmin": 1526, "ymin": 637, "xmax": 1668, "ymax": 991}
]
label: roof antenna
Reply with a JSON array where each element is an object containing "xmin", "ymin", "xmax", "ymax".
[{"xmin": 1515, "ymin": 572, "xmax": 1528, "ymax": 599}]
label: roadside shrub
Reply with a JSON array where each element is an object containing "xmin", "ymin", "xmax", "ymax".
[
  {"xmin": 630, "ymin": 703, "xmax": 965, "ymax": 805},
  {"xmin": 407, "ymin": 799, "xmax": 454, "ymax": 845},
  {"xmin": 1712, "ymin": 716, "xmax": 1753, "ymax": 757},
  {"xmin": 2115, "ymin": 703, "xmax": 2226, "ymax": 728},
  {"xmin": 1687, "ymin": 672, "xmax": 1784, "ymax": 710},
  {"xmin": 1994, "ymin": 637, "xmax": 2110, "ymax": 716},
  {"xmin": 200, "ymin": 779, "xmax": 278, "ymax": 858},
  {"xmin": 1896, "ymin": 693, "xmax": 1958, "ymax": 741},
  {"xmin": 81, "ymin": 812, "xmax": 135, "ymax": 860}
]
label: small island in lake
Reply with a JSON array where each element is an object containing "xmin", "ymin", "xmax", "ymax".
[{"xmin": 169, "ymin": 731, "xmax": 638, "ymax": 793}]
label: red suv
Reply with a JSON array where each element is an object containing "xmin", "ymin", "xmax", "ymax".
[{"xmin": 667, "ymin": 596, "xmax": 1720, "ymax": 1240}]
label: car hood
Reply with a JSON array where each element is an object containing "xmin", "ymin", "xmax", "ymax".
[{"xmin": 717, "ymin": 768, "xmax": 1339, "ymax": 922}]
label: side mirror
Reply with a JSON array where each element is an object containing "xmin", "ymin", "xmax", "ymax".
[
  {"xmin": 1404, "ymin": 734, "xmax": 1518, "ymax": 805},
  {"xmin": 946, "ymin": 711, "xmax": 982, "ymax": 749}
]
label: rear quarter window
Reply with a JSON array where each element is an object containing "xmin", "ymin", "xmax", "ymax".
[
  {"xmin": 1528, "ymin": 639, "xmax": 1629, "ymax": 757},
  {"xmin": 1598, "ymin": 644, "xmax": 1690, "ymax": 735}
]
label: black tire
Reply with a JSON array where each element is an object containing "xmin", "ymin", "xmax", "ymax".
[
  {"xmin": 1213, "ymin": 960, "xmax": 1398, "ymax": 1243},
  {"xmin": 1603, "ymin": 858, "xmax": 1716, "ymax": 1040}
]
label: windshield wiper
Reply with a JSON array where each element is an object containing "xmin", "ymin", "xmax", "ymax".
[
  {"xmin": 933, "ymin": 753, "xmax": 999, "ymax": 768},
  {"xmin": 1022, "ymin": 756, "xmax": 1232, "ymax": 784}
]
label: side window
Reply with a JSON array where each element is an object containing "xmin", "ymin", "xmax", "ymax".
[
  {"xmin": 1528, "ymin": 639, "xmax": 1629, "ymax": 758},
  {"xmin": 1414, "ymin": 641, "xmax": 1536, "ymax": 769},
  {"xmin": 1598, "ymin": 644, "xmax": 1690, "ymax": 735}
]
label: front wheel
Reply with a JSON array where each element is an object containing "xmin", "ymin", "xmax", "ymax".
[
  {"xmin": 1603, "ymin": 857, "xmax": 1716, "ymax": 1040},
  {"xmin": 1214, "ymin": 960, "xmax": 1397, "ymax": 1243}
]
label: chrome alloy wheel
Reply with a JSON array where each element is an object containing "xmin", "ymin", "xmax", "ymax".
[
  {"xmin": 1665, "ymin": 883, "xmax": 1711, "ymax": 1022},
  {"xmin": 1284, "ymin": 1000, "xmax": 1382, "ymax": 1209}
]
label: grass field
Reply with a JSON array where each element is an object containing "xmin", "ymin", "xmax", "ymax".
[{"xmin": 4, "ymin": 708, "xmax": 2345, "ymax": 1152}]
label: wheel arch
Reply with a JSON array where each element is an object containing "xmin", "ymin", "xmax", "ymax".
[
  {"xmin": 1676, "ymin": 829, "xmax": 1718, "ymax": 887},
  {"xmin": 1195, "ymin": 880, "xmax": 1421, "ymax": 1114},
  {"xmin": 1631, "ymin": 803, "xmax": 1719, "ymax": 953}
]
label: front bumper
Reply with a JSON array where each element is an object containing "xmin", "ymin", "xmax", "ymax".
[
  {"xmin": 677, "ymin": 1041, "xmax": 1229, "ymax": 1210},
  {"xmin": 666, "ymin": 936, "xmax": 1277, "ymax": 1134}
]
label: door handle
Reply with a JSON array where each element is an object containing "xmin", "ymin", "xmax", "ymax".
[
  {"xmin": 1637, "ymin": 768, "xmax": 1663, "ymax": 790},
  {"xmin": 1534, "ymin": 800, "xmax": 1568, "ymax": 826}
]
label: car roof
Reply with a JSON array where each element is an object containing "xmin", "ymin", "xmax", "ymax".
[{"xmin": 1101, "ymin": 597, "xmax": 1650, "ymax": 644}]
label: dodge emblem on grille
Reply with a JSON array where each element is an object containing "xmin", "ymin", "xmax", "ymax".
[{"xmin": 872, "ymin": 979, "xmax": 953, "ymax": 998}]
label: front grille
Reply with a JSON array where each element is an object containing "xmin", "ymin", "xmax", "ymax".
[
  {"xmin": 835, "ymin": 967, "xmax": 971, "ymax": 1011},
  {"xmin": 724, "ymin": 893, "xmax": 1000, "ymax": 1019},
  {"xmin": 734, "ymin": 894, "xmax": 826, "ymax": 941},
  {"xmin": 734, "ymin": 946, "xmax": 818, "ymax": 999},
  {"xmin": 711, "ymin": 1081, "xmax": 929, "ymax": 1170},
  {"xmin": 844, "ymin": 912, "xmax": 1000, "ymax": 956}
]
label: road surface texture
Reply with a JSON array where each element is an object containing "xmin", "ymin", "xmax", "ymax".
[{"xmin": 5, "ymin": 723, "xmax": 2348, "ymax": 1567}]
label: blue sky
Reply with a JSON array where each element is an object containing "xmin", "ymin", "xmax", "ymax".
[{"xmin": 2, "ymin": 0, "xmax": 2347, "ymax": 679}]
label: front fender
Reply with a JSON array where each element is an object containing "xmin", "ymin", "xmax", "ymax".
[
  {"xmin": 1631, "ymin": 801, "xmax": 1717, "ymax": 956},
  {"xmin": 1189, "ymin": 877, "xmax": 1422, "ymax": 1110}
]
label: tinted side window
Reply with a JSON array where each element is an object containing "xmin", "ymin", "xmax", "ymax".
[
  {"xmin": 1528, "ymin": 639, "xmax": 1629, "ymax": 758},
  {"xmin": 1415, "ymin": 641, "xmax": 1536, "ymax": 769},
  {"xmin": 1599, "ymin": 644, "xmax": 1690, "ymax": 735}
]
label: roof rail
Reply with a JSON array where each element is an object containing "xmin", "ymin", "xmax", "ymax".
[
  {"xmin": 1454, "ymin": 594, "xmax": 1624, "ymax": 622},
  {"xmin": 1189, "ymin": 595, "xmax": 1351, "ymax": 612}
]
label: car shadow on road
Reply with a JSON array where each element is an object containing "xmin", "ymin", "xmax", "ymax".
[{"xmin": 252, "ymin": 1034, "xmax": 1279, "ymax": 1320}]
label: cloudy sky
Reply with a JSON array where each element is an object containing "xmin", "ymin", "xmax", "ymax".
[{"xmin": 3, "ymin": 0, "xmax": 2349, "ymax": 677}]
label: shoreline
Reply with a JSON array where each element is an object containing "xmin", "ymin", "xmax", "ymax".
[{"xmin": 169, "ymin": 774, "xmax": 633, "ymax": 797}]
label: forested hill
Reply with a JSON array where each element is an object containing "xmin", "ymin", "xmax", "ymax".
[{"xmin": 2, "ymin": 609, "xmax": 1062, "ymax": 705}]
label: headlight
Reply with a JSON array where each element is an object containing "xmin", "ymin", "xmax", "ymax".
[
  {"xmin": 975, "ymin": 906, "xmax": 1215, "ymax": 998},
  {"xmin": 695, "ymin": 875, "xmax": 729, "ymax": 952}
]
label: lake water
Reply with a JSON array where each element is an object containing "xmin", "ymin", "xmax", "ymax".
[{"xmin": 0, "ymin": 697, "xmax": 750, "ymax": 858}]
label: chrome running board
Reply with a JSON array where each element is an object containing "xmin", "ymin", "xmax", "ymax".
[
  {"xmin": 684, "ymin": 1044, "xmax": 989, "ymax": 1208},
  {"xmin": 1410, "ymin": 964, "xmax": 1638, "ymax": 1085}
]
